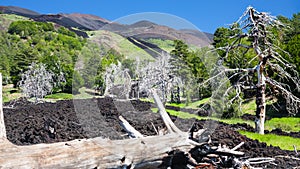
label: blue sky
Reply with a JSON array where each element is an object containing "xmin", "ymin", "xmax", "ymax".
[{"xmin": 1, "ymin": 0, "xmax": 299, "ymax": 33}]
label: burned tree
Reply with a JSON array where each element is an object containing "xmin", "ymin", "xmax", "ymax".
[
  {"xmin": 139, "ymin": 52, "xmax": 181, "ymax": 105},
  {"xmin": 104, "ymin": 61, "xmax": 131, "ymax": 99},
  {"xmin": 18, "ymin": 63, "xmax": 65, "ymax": 102},
  {"xmin": 208, "ymin": 7, "xmax": 300, "ymax": 134},
  {"xmin": 18, "ymin": 63, "xmax": 57, "ymax": 102}
]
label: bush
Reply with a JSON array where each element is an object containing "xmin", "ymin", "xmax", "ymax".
[{"xmin": 8, "ymin": 21, "xmax": 54, "ymax": 38}]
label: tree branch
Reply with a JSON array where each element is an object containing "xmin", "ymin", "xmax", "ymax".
[{"xmin": 119, "ymin": 116, "xmax": 144, "ymax": 138}]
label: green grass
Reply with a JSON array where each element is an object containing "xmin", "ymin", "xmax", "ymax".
[
  {"xmin": 153, "ymin": 103, "xmax": 298, "ymax": 151},
  {"xmin": 164, "ymin": 108, "xmax": 200, "ymax": 119},
  {"xmin": 265, "ymin": 117, "xmax": 300, "ymax": 132},
  {"xmin": 151, "ymin": 107, "xmax": 254, "ymax": 127},
  {"xmin": 186, "ymin": 98, "xmax": 210, "ymax": 109},
  {"xmin": 166, "ymin": 97, "xmax": 210, "ymax": 109},
  {"xmin": 73, "ymin": 87, "xmax": 96, "ymax": 99},
  {"xmin": 2, "ymin": 85, "xmax": 21, "ymax": 103},
  {"xmin": 219, "ymin": 118, "xmax": 254, "ymax": 127},
  {"xmin": 145, "ymin": 39, "xmax": 175, "ymax": 52},
  {"xmin": 140, "ymin": 98, "xmax": 154, "ymax": 103},
  {"xmin": 239, "ymin": 130, "xmax": 300, "ymax": 151},
  {"xmin": 45, "ymin": 93, "xmax": 73, "ymax": 100},
  {"xmin": 166, "ymin": 102, "xmax": 186, "ymax": 108},
  {"xmin": 0, "ymin": 14, "xmax": 28, "ymax": 21},
  {"xmin": 0, "ymin": 14, "xmax": 29, "ymax": 30},
  {"xmin": 88, "ymin": 30, "xmax": 154, "ymax": 60},
  {"xmin": 241, "ymin": 99, "xmax": 256, "ymax": 115},
  {"xmin": 152, "ymin": 107, "xmax": 206, "ymax": 119}
]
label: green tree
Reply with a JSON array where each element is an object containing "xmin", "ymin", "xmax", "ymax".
[{"xmin": 170, "ymin": 40, "xmax": 209, "ymax": 103}]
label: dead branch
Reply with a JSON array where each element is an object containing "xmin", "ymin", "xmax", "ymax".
[
  {"xmin": 231, "ymin": 141, "xmax": 245, "ymax": 151},
  {"xmin": 151, "ymin": 89, "xmax": 183, "ymax": 134},
  {"xmin": 119, "ymin": 115, "xmax": 144, "ymax": 138}
]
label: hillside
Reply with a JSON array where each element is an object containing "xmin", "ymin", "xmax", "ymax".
[
  {"xmin": 88, "ymin": 30, "xmax": 154, "ymax": 60},
  {"xmin": 0, "ymin": 6, "xmax": 213, "ymax": 49},
  {"xmin": 0, "ymin": 5, "xmax": 214, "ymax": 95}
]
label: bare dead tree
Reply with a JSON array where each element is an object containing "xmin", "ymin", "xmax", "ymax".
[
  {"xmin": 18, "ymin": 63, "xmax": 55, "ymax": 102},
  {"xmin": 204, "ymin": 6, "xmax": 300, "ymax": 134},
  {"xmin": 104, "ymin": 61, "xmax": 131, "ymax": 99},
  {"xmin": 0, "ymin": 74, "xmax": 6, "ymax": 139},
  {"xmin": 139, "ymin": 52, "xmax": 181, "ymax": 105}
]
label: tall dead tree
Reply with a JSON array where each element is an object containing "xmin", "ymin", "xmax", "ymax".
[
  {"xmin": 206, "ymin": 7, "xmax": 300, "ymax": 134},
  {"xmin": 104, "ymin": 61, "xmax": 131, "ymax": 99},
  {"xmin": 139, "ymin": 52, "xmax": 181, "ymax": 105},
  {"xmin": 0, "ymin": 74, "xmax": 6, "ymax": 139}
]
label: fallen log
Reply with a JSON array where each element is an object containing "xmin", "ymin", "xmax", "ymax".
[{"xmin": 0, "ymin": 133, "xmax": 199, "ymax": 168}]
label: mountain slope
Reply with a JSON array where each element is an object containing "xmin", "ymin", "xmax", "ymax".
[
  {"xmin": 0, "ymin": 6, "xmax": 213, "ymax": 60},
  {"xmin": 0, "ymin": 6, "xmax": 39, "ymax": 17},
  {"xmin": 0, "ymin": 6, "xmax": 213, "ymax": 42},
  {"xmin": 88, "ymin": 30, "xmax": 155, "ymax": 60}
]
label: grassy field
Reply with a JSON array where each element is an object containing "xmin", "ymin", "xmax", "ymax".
[
  {"xmin": 240, "ymin": 99, "xmax": 256, "ymax": 115},
  {"xmin": 0, "ymin": 14, "xmax": 29, "ymax": 30},
  {"xmin": 45, "ymin": 93, "xmax": 73, "ymax": 100},
  {"xmin": 145, "ymin": 38, "xmax": 174, "ymax": 52},
  {"xmin": 167, "ymin": 98, "xmax": 210, "ymax": 109},
  {"xmin": 88, "ymin": 30, "xmax": 154, "ymax": 60},
  {"xmin": 151, "ymin": 107, "xmax": 255, "ymax": 127},
  {"xmin": 151, "ymin": 100, "xmax": 299, "ymax": 151},
  {"xmin": 2, "ymin": 84, "xmax": 22, "ymax": 103},
  {"xmin": 239, "ymin": 130, "xmax": 300, "ymax": 151},
  {"xmin": 265, "ymin": 117, "xmax": 300, "ymax": 132}
]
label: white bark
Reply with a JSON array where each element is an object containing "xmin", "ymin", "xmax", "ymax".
[
  {"xmin": 255, "ymin": 64, "xmax": 266, "ymax": 134},
  {"xmin": 0, "ymin": 73, "xmax": 6, "ymax": 139},
  {"xmin": 119, "ymin": 115, "xmax": 144, "ymax": 138}
]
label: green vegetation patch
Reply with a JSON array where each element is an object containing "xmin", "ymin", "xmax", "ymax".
[
  {"xmin": 241, "ymin": 99, "xmax": 256, "ymax": 115},
  {"xmin": 151, "ymin": 106, "xmax": 254, "ymax": 127},
  {"xmin": 88, "ymin": 30, "xmax": 153, "ymax": 60},
  {"xmin": 0, "ymin": 14, "xmax": 29, "ymax": 30},
  {"xmin": 167, "ymin": 98, "xmax": 210, "ymax": 109},
  {"xmin": 145, "ymin": 38, "xmax": 174, "ymax": 52},
  {"xmin": 45, "ymin": 93, "xmax": 73, "ymax": 100},
  {"xmin": 265, "ymin": 117, "xmax": 300, "ymax": 132},
  {"xmin": 239, "ymin": 130, "xmax": 300, "ymax": 151},
  {"xmin": 2, "ymin": 85, "xmax": 21, "ymax": 103},
  {"xmin": 0, "ymin": 14, "xmax": 28, "ymax": 21}
]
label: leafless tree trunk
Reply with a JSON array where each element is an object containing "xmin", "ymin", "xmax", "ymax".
[
  {"xmin": 255, "ymin": 64, "xmax": 267, "ymax": 134},
  {"xmin": 0, "ymin": 73, "xmax": 7, "ymax": 139}
]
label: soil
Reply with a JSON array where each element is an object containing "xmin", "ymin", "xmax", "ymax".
[{"xmin": 3, "ymin": 97, "xmax": 300, "ymax": 168}]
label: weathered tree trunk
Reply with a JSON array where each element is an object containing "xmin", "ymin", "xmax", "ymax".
[
  {"xmin": 0, "ymin": 133, "xmax": 198, "ymax": 168},
  {"xmin": 0, "ymin": 73, "xmax": 7, "ymax": 139},
  {"xmin": 255, "ymin": 64, "xmax": 266, "ymax": 134}
]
